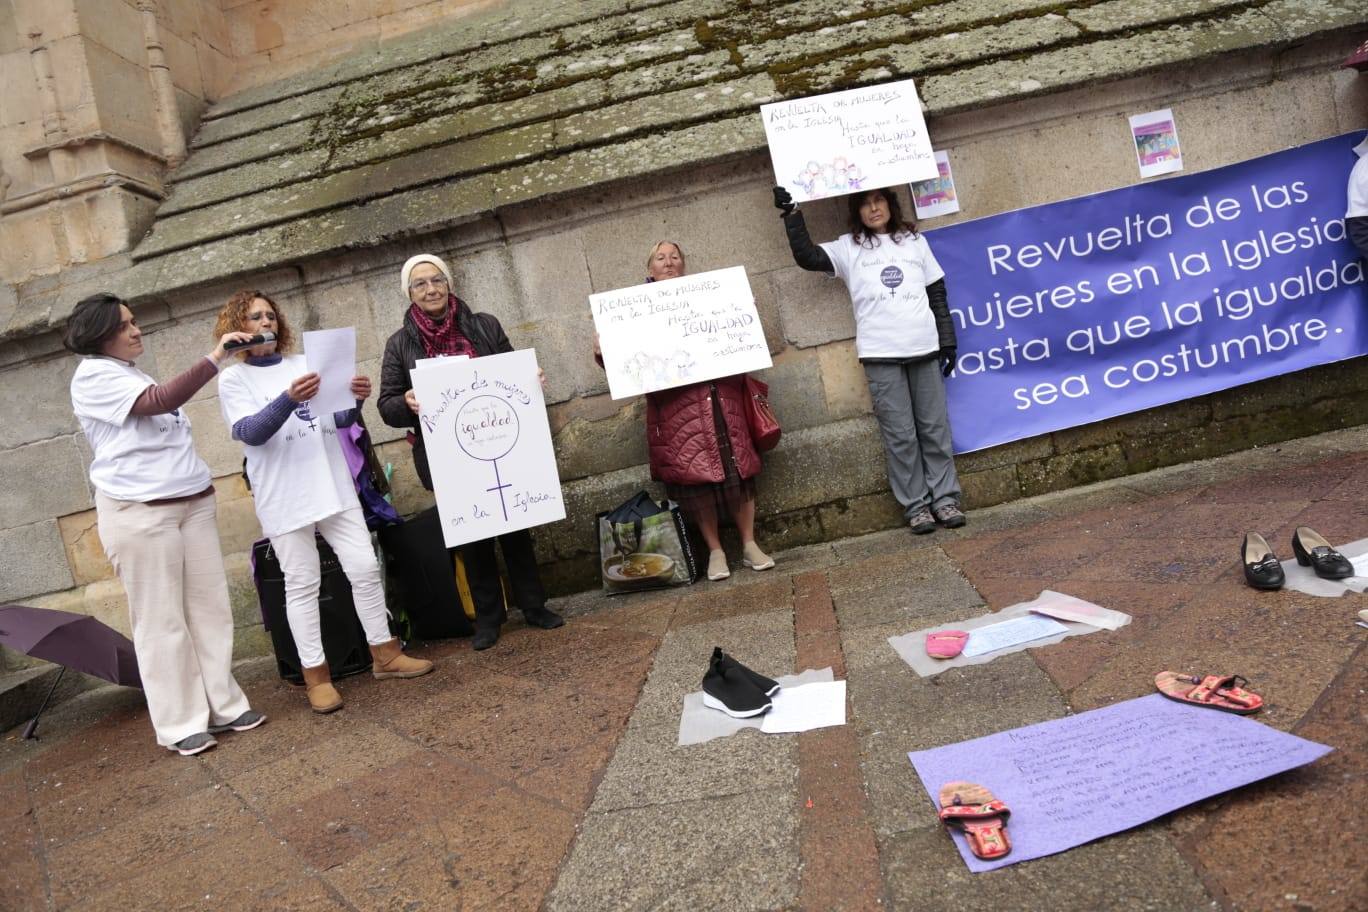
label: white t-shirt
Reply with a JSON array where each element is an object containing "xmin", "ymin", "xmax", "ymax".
[
  {"xmin": 218, "ymin": 355, "xmax": 358, "ymax": 537},
  {"xmin": 819, "ymin": 231, "xmax": 946, "ymax": 359},
  {"xmin": 1347, "ymin": 136, "xmax": 1368, "ymax": 218},
  {"xmin": 70, "ymin": 356, "xmax": 213, "ymax": 501}
]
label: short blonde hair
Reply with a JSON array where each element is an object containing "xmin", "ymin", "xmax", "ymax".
[{"xmin": 644, "ymin": 240, "xmax": 686, "ymax": 272}]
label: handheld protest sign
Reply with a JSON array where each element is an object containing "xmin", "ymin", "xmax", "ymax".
[
  {"xmin": 761, "ymin": 78, "xmax": 936, "ymax": 203},
  {"xmin": 589, "ymin": 266, "xmax": 772, "ymax": 400},
  {"xmin": 411, "ymin": 350, "xmax": 565, "ymax": 547}
]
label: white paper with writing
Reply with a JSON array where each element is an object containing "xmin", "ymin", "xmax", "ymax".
[
  {"xmin": 762, "ymin": 79, "xmax": 937, "ymax": 203},
  {"xmin": 589, "ymin": 266, "xmax": 772, "ymax": 399},
  {"xmin": 410, "ymin": 349, "xmax": 565, "ymax": 547},
  {"xmin": 961, "ymin": 615, "xmax": 1069, "ymax": 658},
  {"xmin": 302, "ymin": 327, "xmax": 357, "ymax": 415}
]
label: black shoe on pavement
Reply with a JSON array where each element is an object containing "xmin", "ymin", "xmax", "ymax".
[
  {"xmin": 713, "ymin": 647, "xmax": 780, "ymax": 697},
  {"xmin": 473, "ymin": 628, "xmax": 499, "ymax": 651},
  {"xmin": 702, "ymin": 651, "xmax": 772, "ymax": 718},
  {"xmin": 524, "ymin": 607, "xmax": 565, "ymax": 630}
]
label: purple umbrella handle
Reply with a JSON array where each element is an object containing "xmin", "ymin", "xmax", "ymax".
[{"xmin": 22, "ymin": 665, "xmax": 65, "ymax": 740}]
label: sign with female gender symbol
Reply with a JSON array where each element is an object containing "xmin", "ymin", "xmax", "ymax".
[{"xmin": 411, "ymin": 349, "xmax": 565, "ymax": 547}]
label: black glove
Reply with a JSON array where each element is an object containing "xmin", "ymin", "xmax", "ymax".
[
  {"xmin": 773, "ymin": 186, "xmax": 796, "ymax": 216},
  {"xmin": 939, "ymin": 347, "xmax": 957, "ymax": 378}
]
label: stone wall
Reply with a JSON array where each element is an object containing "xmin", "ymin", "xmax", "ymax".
[
  {"xmin": 2, "ymin": 33, "xmax": 1366, "ymax": 665},
  {"xmin": 0, "ymin": 0, "xmax": 234, "ymax": 284}
]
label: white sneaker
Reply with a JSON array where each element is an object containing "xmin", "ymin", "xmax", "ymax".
[{"xmin": 741, "ymin": 541, "xmax": 774, "ymax": 571}]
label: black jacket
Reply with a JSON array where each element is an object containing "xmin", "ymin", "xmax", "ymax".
[{"xmin": 378, "ymin": 298, "xmax": 513, "ymax": 490}]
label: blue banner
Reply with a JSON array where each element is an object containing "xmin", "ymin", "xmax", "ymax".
[{"xmin": 928, "ymin": 132, "xmax": 1368, "ymax": 453}]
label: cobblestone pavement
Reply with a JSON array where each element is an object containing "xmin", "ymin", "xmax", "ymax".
[{"xmin": 3, "ymin": 427, "xmax": 1366, "ymax": 911}]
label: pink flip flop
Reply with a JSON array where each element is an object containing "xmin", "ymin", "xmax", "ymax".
[{"xmin": 926, "ymin": 630, "xmax": 969, "ymax": 659}]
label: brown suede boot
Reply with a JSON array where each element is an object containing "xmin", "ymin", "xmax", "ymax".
[
  {"xmin": 301, "ymin": 663, "xmax": 343, "ymax": 713},
  {"xmin": 370, "ymin": 638, "xmax": 434, "ymax": 679}
]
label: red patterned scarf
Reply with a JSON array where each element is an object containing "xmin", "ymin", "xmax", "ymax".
[{"xmin": 409, "ymin": 296, "xmax": 476, "ymax": 359}]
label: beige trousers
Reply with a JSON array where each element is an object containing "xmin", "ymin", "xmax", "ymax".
[{"xmin": 96, "ymin": 491, "xmax": 251, "ymax": 746}]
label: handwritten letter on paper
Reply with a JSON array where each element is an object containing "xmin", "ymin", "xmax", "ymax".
[
  {"xmin": 908, "ymin": 694, "xmax": 1331, "ymax": 872},
  {"xmin": 410, "ymin": 349, "xmax": 566, "ymax": 547},
  {"xmin": 761, "ymin": 78, "xmax": 937, "ymax": 203},
  {"xmin": 589, "ymin": 266, "xmax": 772, "ymax": 400}
]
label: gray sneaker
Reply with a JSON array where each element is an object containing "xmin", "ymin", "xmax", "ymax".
[
  {"xmin": 210, "ymin": 710, "xmax": 266, "ymax": 734},
  {"xmin": 169, "ymin": 732, "xmax": 217, "ymax": 756},
  {"xmin": 909, "ymin": 507, "xmax": 937, "ymax": 534},
  {"xmin": 933, "ymin": 502, "xmax": 967, "ymax": 529}
]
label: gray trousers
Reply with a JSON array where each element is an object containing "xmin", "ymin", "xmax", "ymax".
[{"xmin": 863, "ymin": 359, "xmax": 962, "ymax": 518}]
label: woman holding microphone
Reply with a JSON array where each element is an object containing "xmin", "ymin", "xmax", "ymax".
[
  {"xmin": 65, "ymin": 292, "xmax": 265, "ymax": 756},
  {"xmin": 215, "ymin": 290, "xmax": 433, "ymax": 714}
]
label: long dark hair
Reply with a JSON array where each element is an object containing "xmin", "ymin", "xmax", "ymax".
[
  {"xmin": 62, "ymin": 292, "xmax": 125, "ymax": 355},
  {"xmin": 846, "ymin": 188, "xmax": 917, "ymax": 247}
]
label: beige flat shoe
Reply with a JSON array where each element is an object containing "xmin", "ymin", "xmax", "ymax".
[
  {"xmin": 741, "ymin": 541, "xmax": 774, "ymax": 571},
  {"xmin": 707, "ymin": 549, "xmax": 730, "ymax": 581}
]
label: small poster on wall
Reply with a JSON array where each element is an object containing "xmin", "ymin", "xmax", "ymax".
[
  {"xmin": 761, "ymin": 78, "xmax": 938, "ymax": 203},
  {"xmin": 410, "ymin": 350, "xmax": 565, "ymax": 547},
  {"xmin": 910, "ymin": 150, "xmax": 960, "ymax": 219},
  {"xmin": 589, "ymin": 266, "xmax": 772, "ymax": 400},
  {"xmin": 1129, "ymin": 108, "xmax": 1183, "ymax": 178}
]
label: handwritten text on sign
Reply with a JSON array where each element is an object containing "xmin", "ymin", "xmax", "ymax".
[
  {"xmin": 761, "ymin": 78, "xmax": 937, "ymax": 203},
  {"xmin": 411, "ymin": 349, "xmax": 565, "ymax": 547},
  {"xmin": 589, "ymin": 266, "xmax": 772, "ymax": 400}
]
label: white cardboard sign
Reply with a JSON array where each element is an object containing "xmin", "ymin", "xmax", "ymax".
[
  {"xmin": 410, "ymin": 349, "xmax": 565, "ymax": 547},
  {"xmin": 762, "ymin": 79, "xmax": 937, "ymax": 203},
  {"xmin": 588, "ymin": 266, "xmax": 772, "ymax": 400}
]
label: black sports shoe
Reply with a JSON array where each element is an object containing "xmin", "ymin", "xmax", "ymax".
[
  {"xmin": 702, "ymin": 651, "xmax": 772, "ymax": 718},
  {"xmin": 523, "ymin": 606, "xmax": 565, "ymax": 629},
  {"xmin": 713, "ymin": 647, "xmax": 780, "ymax": 697},
  {"xmin": 473, "ymin": 628, "xmax": 499, "ymax": 651}
]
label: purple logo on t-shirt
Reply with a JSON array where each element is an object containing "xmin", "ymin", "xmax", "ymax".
[{"xmin": 880, "ymin": 265, "xmax": 904, "ymax": 296}]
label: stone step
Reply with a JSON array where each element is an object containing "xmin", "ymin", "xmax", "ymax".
[{"xmin": 0, "ymin": 664, "xmax": 105, "ymax": 737}]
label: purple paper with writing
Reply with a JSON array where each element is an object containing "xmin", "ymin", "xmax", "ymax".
[{"xmin": 908, "ymin": 694, "xmax": 1331, "ymax": 871}]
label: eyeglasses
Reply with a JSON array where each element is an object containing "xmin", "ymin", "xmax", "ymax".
[{"xmin": 409, "ymin": 276, "xmax": 449, "ymax": 292}]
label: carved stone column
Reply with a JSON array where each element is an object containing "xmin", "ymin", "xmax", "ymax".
[{"xmin": 137, "ymin": 0, "xmax": 187, "ymax": 168}]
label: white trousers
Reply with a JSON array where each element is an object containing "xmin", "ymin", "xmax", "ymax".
[
  {"xmin": 96, "ymin": 491, "xmax": 252, "ymax": 747},
  {"xmin": 269, "ymin": 506, "xmax": 392, "ymax": 668}
]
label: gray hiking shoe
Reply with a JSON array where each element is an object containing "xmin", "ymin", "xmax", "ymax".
[
  {"xmin": 909, "ymin": 507, "xmax": 937, "ymax": 534},
  {"xmin": 933, "ymin": 502, "xmax": 967, "ymax": 529}
]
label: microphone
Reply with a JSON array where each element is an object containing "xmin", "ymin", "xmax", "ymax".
[{"xmin": 223, "ymin": 331, "xmax": 276, "ymax": 352}]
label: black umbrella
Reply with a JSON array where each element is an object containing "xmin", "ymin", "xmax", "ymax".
[{"xmin": 0, "ymin": 604, "xmax": 142, "ymax": 739}]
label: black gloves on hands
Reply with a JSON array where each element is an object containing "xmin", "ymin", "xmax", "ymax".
[
  {"xmin": 773, "ymin": 186, "xmax": 796, "ymax": 216},
  {"xmin": 939, "ymin": 347, "xmax": 957, "ymax": 378}
]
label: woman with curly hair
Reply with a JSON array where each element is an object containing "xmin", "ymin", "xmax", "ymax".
[{"xmin": 215, "ymin": 290, "xmax": 433, "ymax": 713}]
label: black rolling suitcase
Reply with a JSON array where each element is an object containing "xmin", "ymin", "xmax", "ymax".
[
  {"xmin": 377, "ymin": 507, "xmax": 476, "ymax": 640},
  {"xmin": 252, "ymin": 535, "xmax": 374, "ymax": 683}
]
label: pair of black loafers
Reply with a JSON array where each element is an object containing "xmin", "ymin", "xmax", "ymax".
[{"xmin": 1242, "ymin": 527, "xmax": 1354, "ymax": 590}]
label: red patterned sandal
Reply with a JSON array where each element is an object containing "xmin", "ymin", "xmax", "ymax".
[
  {"xmin": 1154, "ymin": 671, "xmax": 1263, "ymax": 715},
  {"xmin": 937, "ymin": 781, "xmax": 1012, "ymax": 860}
]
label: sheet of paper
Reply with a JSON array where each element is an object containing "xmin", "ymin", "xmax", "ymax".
[
  {"xmin": 759, "ymin": 680, "xmax": 846, "ymax": 734},
  {"xmin": 679, "ymin": 667, "xmax": 834, "ymax": 746},
  {"xmin": 960, "ymin": 615, "xmax": 1069, "ymax": 657},
  {"xmin": 302, "ymin": 327, "xmax": 357, "ymax": 415},
  {"xmin": 761, "ymin": 78, "xmax": 936, "ymax": 203},
  {"xmin": 1026, "ymin": 590, "xmax": 1130, "ymax": 630},
  {"xmin": 909, "ymin": 694, "xmax": 1332, "ymax": 871},
  {"xmin": 889, "ymin": 599, "xmax": 1128, "ymax": 678},
  {"xmin": 589, "ymin": 266, "xmax": 771, "ymax": 399},
  {"xmin": 910, "ymin": 150, "xmax": 960, "ymax": 219},
  {"xmin": 1130, "ymin": 107, "xmax": 1183, "ymax": 178},
  {"xmin": 410, "ymin": 350, "xmax": 565, "ymax": 547}
]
